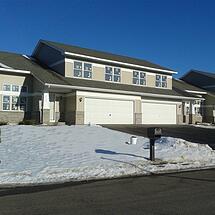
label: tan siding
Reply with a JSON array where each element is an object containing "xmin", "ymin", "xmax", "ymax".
[
  {"xmin": 167, "ymin": 77, "xmax": 172, "ymax": 89},
  {"xmin": 0, "ymin": 94, "xmax": 2, "ymax": 111},
  {"xmin": 121, "ymin": 70, "xmax": 132, "ymax": 85},
  {"xmin": 147, "ymin": 74, "xmax": 155, "ymax": 87},
  {"xmin": 0, "ymin": 73, "xmax": 33, "ymax": 92},
  {"xmin": 76, "ymin": 95, "xmax": 85, "ymax": 111},
  {"xmin": 134, "ymin": 99, "xmax": 141, "ymax": 113},
  {"xmin": 65, "ymin": 62, "xmax": 73, "ymax": 78},
  {"xmin": 93, "ymin": 66, "xmax": 104, "ymax": 81}
]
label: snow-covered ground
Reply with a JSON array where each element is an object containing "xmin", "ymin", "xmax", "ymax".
[
  {"xmin": 0, "ymin": 125, "xmax": 215, "ymax": 186},
  {"xmin": 191, "ymin": 124, "xmax": 215, "ymax": 129}
]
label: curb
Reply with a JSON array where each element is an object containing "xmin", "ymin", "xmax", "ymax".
[{"xmin": 1, "ymin": 165, "xmax": 215, "ymax": 189}]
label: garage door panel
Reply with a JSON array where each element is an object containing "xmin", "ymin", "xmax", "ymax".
[
  {"xmin": 142, "ymin": 102, "xmax": 176, "ymax": 124},
  {"xmin": 85, "ymin": 98, "xmax": 133, "ymax": 124}
]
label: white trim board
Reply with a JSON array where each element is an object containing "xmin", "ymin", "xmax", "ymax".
[
  {"xmin": 0, "ymin": 68, "xmax": 31, "ymax": 74},
  {"xmin": 64, "ymin": 51, "xmax": 177, "ymax": 74},
  {"xmin": 185, "ymin": 90, "xmax": 207, "ymax": 94},
  {"xmin": 77, "ymin": 91, "xmax": 141, "ymax": 101},
  {"xmin": 0, "ymin": 63, "xmax": 12, "ymax": 69},
  {"xmin": 45, "ymin": 83, "xmax": 203, "ymax": 100}
]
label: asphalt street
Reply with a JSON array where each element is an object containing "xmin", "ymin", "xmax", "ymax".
[
  {"xmin": 0, "ymin": 169, "xmax": 215, "ymax": 215},
  {"xmin": 103, "ymin": 124, "xmax": 215, "ymax": 149}
]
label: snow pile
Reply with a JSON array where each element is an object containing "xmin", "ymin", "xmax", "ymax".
[{"xmin": 0, "ymin": 125, "xmax": 214, "ymax": 185}]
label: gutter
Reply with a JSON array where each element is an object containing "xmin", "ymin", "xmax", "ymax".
[
  {"xmin": 64, "ymin": 51, "xmax": 177, "ymax": 75},
  {"xmin": 0, "ymin": 68, "xmax": 31, "ymax": 74},
  {"xmin": 45, "ymin": 83, "xmax": 204, "ymax": 101}
]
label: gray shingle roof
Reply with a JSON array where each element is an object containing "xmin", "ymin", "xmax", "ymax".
[
  {"xmin": 40, "ymin": 40, "xmax": 175, "ymax": 72},
  {"xmin": 191, "ymin": 70, "xmax": 215, "ymax": 79},
  {"xmin": 0, "ymin": 51, "xmax": 198, "ymax": 99},
  {"xmin": 173, "ymin": 79, "xmax": 207, "ymax": 93}
]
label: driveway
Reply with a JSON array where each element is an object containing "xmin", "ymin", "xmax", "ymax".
[
  {"xmin": 102, "ymin": 124, "xmax": 215, "ymax": 149},
  {"xmin": 0, "ymin": 169, "xmax": 215, "ymax": 215}
]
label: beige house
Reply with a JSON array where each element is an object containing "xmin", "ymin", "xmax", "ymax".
[
  {"xmin": 0, "ymin": 40, "xmax": 207, "ymax": 125},
  {"xmin": 182, "ymin": 70, "xmax": 215, "ymax": 123}
]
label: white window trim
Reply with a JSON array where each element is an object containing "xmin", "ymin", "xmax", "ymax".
[
  {"xmin": 2, "ymin": 95, "xmax": 28, "ymax": 112},
  {"xmin": 105, "ymin": 66, "xmax": 121, "ymax": 83},
  {"xmin": 155, "ymin": 74, "xmax": 168, "ymax": 88},
  {"xmin": 73, "ymin": 61, "xmax": 92, "ymax": 79},
  {"xmin": 2, "ymin": 83, "xmax": 28, "ymax": 94},
  {"xmin": 133, "ymin": 71, "xmax": 146, "ymax": 86}
]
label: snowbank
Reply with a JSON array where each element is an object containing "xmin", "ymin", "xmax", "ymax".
[{"xmin": 0, "ymin": 125, "xmax": 214, "ymax": 185}]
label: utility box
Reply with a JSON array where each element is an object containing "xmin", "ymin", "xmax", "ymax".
[{"xmin": 146, "ymin": 127, "xmax": 162, "ymax": 140}]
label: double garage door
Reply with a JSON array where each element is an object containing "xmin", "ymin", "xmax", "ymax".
[
  {"xmin": 84, "ymin": 98, "xmax": 134, "ymax": 124},
  {"xmin": 84, "ymin": 98, "xmax": 177, "ymax": 125}
]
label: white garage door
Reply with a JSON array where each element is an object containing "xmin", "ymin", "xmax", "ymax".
[
  {"xmin": 85, "ymin": 98, "xmax": 134, "ymax": 124},
  {"xmin": 142, "ymin": 101, "xmax": 177, "ymax": 124}
]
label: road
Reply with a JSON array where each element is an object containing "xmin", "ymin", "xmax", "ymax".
[
  {"xmin": 0, "ymin": 169, "xmax": 215, "ymax": 215},
  {"xmin": 103, "ymin": 124, "xmax": 215, "ymax": 149}
]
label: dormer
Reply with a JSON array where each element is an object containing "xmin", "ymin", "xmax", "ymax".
[{"xmin": 32, "ymin": 40, "xmax": 177, "ymax": 90}]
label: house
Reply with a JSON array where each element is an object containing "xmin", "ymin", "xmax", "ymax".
[
  {"xmin": 182, "ymin": 70, "xmax": 215, "ymax": 123},
  {"xmin": 0, "ymin": 40, "xmax": 206, "ymax": 125}
]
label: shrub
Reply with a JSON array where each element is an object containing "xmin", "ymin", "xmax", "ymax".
[
  {"xmin": 0, "ymin": 121, "xmax": 8, "ymax": 126},
  {"xmin": 18, "ymin": 120, "xmax": 36, "ymax": 125}
]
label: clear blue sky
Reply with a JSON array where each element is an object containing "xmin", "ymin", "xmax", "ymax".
[{"xmin": 0, "ymin": 0, "xmax": 215, "ymax": 78}]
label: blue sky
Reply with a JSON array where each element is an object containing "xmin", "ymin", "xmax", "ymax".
[{"xmin": 0, "ymin": 0, "xmax": 215, "ymax": 78}]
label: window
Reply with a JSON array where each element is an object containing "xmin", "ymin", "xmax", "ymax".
[
  {"xmin": 114, "ymin": 68, "xmax": 121, "ymax": 82},
  {"xmin": 105, "ymin": 66, "xmax": 112, "ymax": 81},
  {"xmin": 12, "ymin": 96, "xmax": 19, "ymax": 110},
  {"xmin": 105, "ymin": 66, "xmax": 121, "ymax": 82},
  {"xmin": 74, "ymin": 61, "xmax": 82, "ymax": 77},
  {"xmin": 2, "ymin": 95, "xmax": 27, "ymax": 112},
  {"xmin": 12, "ymin": 85, "xmax": 19, "ymax": 92},
  {"xmin": 186, "ymin": 106, "xmax": 190, "ymax": 115},
  {"xmin": 84, "ymin": 63, "xmax": 92, "ymax": 78},
  {"xmin": 133, "ymin": 71, "xmax": 146, "ymax": 85},
  {"xmin": 74, "ymin": 61, "xmax": 92, "ymax": 79},
  {"xmin": 195, "ymin": 107, "xmax": 200, "ymax": 115},
  {"xmin": 156, "ymin": 75, "xmax": 167, "ymax": 88},
  {"xmin": 3, "ymin": 84, "xmax": 11, "ymax": 91},
  {"xmin": 3, "ymin": 96, "xmax": 10, "ymax": 110},
  {"xmin": 20, "ymin": 97, "xmax": 27, "ymax": 111}
]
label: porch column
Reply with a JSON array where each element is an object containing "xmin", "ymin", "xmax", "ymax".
[
  {"xmin": 189, "ymin": 101, "xmax": 195, "ymax": 124},
  {"xmin": 42, "ymin": 91, "xmax": 50, "ymax": 124}
]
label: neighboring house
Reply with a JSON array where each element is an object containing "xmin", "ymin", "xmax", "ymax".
[
  {"xmin": 0, "ymin": 40, "xmax": 206, "ymax": 125},
  {"xmin": 182, "ymin": 70, "xmax": 215, "ymax": 123}
]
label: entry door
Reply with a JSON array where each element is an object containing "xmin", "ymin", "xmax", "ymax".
[{"xmin": 84, "ymin": 98, "xmax": 134, "ymax": 124}]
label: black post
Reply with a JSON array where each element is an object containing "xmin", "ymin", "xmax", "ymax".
[{"xmin": 150, "ymin": 138, "xmax": 155, "ymax": 161}]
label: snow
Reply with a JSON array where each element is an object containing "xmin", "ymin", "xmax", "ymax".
[
  {"xmin": 0, "ymin": 125, "xmax": 215, "ymax": 186},
  {"xmin": 191, "ymin": 124, "xmax": 215, "ymax": 129}
]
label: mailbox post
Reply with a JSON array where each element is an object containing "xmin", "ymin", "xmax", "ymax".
[{"xmin": 146, "ymin": 127, "xmax": 162, "ymax": 161}]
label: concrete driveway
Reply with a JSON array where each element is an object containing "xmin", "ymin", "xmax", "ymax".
[{"xmin": 102, "ymin": 124, "xmax": 215, "ymax": 149}]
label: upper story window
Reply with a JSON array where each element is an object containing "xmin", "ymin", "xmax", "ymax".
[
  {"xmin": 3, "ymin": 84, "xmax": 11, "ymax": 91},
  {"xmin": 156, "ymin": 75, "xmax": 167, "ymax": 88},
  {"xmin": 105, "ymin": 66, "xmax": 121, "ymax": 82},
  {"xmin": 74, "ymin": 61, "xmax": 92, "ymax": 79},
  {"xmin": 84, "ymin": 63, "xmax": 92, "ymax": 78},
  {"xmin": 2, "ymin": 84, "xmax": 28, "ymax": 93},
  {"xmin": 133, "ymin": 71, "xmax": 146, "ymax": 85},
  {"xmin": 12, "ymin": 85, "xmax": 19, "ymax": 92}
]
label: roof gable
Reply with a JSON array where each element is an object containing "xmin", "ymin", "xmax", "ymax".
[{"xmin": 35, "ymin": 39, "xmax": 175, "ymax": 73}]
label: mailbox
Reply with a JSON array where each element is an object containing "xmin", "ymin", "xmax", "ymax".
[{"xmin": 146, "ymin": 127, "xmax": 162, "ymax": 140}]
